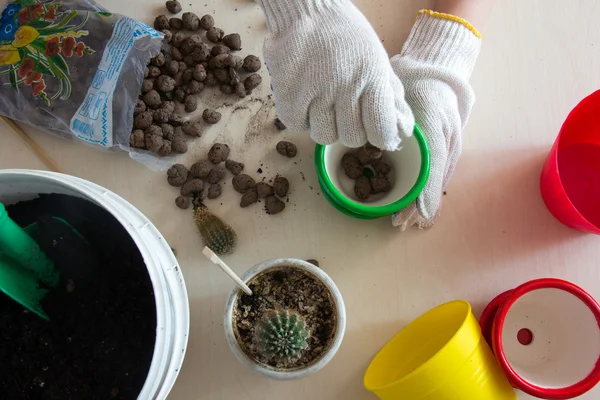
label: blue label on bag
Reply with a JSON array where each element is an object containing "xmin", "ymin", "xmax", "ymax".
[{"xmin": 71, "ymin": 17, "xmax": 160, "ymax": 147}]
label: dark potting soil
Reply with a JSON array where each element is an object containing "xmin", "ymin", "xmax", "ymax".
[
  {"xmin": 233, "ymin": 267, "xmax": 337, "ymax": 370},
  {"xmin": 0, "ymin": 194, "xmax": 156, "ymax": 400}
]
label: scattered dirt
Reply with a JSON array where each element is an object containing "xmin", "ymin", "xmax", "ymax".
[
  {"xmin": 233, "ymin": 267, "xmax": 336, "ymax": 370},
  {"xmin": 1, "ymin": 194, "xmax": 156, "ymax": 399}
]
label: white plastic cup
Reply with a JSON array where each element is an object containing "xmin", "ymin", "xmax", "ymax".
[
  {"xmin": 0, "ymin": 170, "xmax": 190, "ymax": 400},
  {"xmin": 224, "ymin": 258, "xmax": 346, "ymax": 379}
]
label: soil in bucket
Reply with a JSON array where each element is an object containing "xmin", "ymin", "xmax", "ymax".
[
  {"xmin": 233, "ymin": 267, "xmax": 336, "ymax": 370},
  {"xmin": 0, "ymin": 194, "xmax": 156, "ymax": 399}
]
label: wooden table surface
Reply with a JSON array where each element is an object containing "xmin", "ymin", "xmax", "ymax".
[{"xmin": 2, "ymin": 0, "xmax": 600, "ymax": 399}]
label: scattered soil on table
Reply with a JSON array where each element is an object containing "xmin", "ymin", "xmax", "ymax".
[
  {"xmin": 0, "ymin": 194, "xmax": 156, "ymax": 400},
  {"xmin": 233, "ymin": 267, "xmax": 337, "ymax": 370}
]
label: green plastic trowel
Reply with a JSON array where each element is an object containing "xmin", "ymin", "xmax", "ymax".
[{"xmin": 0, "ymin": 202, "xmax": 59, "ymax": 320}]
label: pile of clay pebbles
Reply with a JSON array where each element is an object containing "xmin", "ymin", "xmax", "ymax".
[
  {"xmin": 130, "ymin": 0, "xmax": 263, "ymax": 156},
  {"xmin": 342, "ymin": 144, "xmax": 393, "ymax": 201},
  {"xmin": 167, "ymin": 142, "xmax": 291, "ymax": 215}
]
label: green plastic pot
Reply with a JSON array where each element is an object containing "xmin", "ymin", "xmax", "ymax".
[{"xmin": 315, "ymin": 125, "xmax": 430, "ymax": 219}]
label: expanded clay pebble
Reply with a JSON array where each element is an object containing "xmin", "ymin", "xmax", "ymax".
[
  {"xmin": 202, "ymin": 109, "xmax": 221, "ymax": 124},
  {"xmin": 208, "ymin": 143, "xmax": 230, "ymax": 164},
  {"xmin": 184, "ymin": 96, "xmax": 198, "ymax": 112},
  {"xmin": 273, "ymin": 176, "xmax": 289, "ymax": 197},
  {"xmin": 244, "ymin": 74, "xmax": 262, "ymax": 91},
  {"xmin": 200, "ymin": 14, "xmax": 215, "ymax": 30},
  {"xmin": 220, "ymin": 84, "xmax": 234, "ymax": 95},
  {"xmin": 144, "ymin": 67, "xmax": 149, "ymax": 78},
  {"xmin": 190, "ymin": 160, "xmax": 211, "ymax": 179},
  {"xmin": 225, "ymin": 55, "xmax": 243, "ymax": 69},
  {"xmin": 205, "ymin": 71, "xmax": 218, "ymax": 86},
  {"xmin": 256, "ymin": 182, "xmax": 274, "ymax": 198},
  {"xmin": 206, "ymin": 166, "xmax": 226, "ymax": 184},
  {"xmin": 206, "ymin": 27, "xmax": 224, "ymax": 43},
  {"xmin": 169, "ymin": 17, "xmax": 183, "ymax": 30},
  {"xmin": 153, "ymin": 109, "xmax": 171, "ymax": 124},
  {"xmin": 148, "ymin": 66, "xmax": 161, "ymax": 78},
  {"xmin": 193, "ymin": 64, "xmax": 206, "ymax": 81},
  {"xmin": 175, "ymin": 196, "xmax": 190, "ymax": 209},
  {"xmin": 146, "ymin": 135, "xmax": 171, "ymax": 156},
  {"xmin": 145, "ymin": 125, "xmax": 162, "ymax": 137},
  {"xmin": 225, "ymin": 160, "xmax": 244, "ymax": 175},
  {"xmin": 357, "ymin": 143, "xmax": 383, "ymax": 164},
  {"xmin": 265, "ymin": 195, "xmax": 285, "ymax": 215},
  {"xmin": 243, "ymin": 55, "xmax": 261, "ymax": 72},
  {"xmin": 354, "ymin": 176, "xmax": 372, "ymax": 200},
  {"xmin": 164, "ymin": 60, "xmax": 179, "ymax": 75},
  {"xmin": 172, "ymin": 31, "xmax": 186, "ymax": 47},
  {"xmin": 342, "ymin": 152, "xmax": 363, "ymax": 179},
  {"xmin": 371, "ymin": 175, "xmax": 391, "ymax": 193},
  {"xmin": 161, "ymin": 124, "xmax": 175, "ymax": 140},
  {"xmin": 170, "ymin": 114, "xmax": 184, "ymax": 126},
  {"xmin": 234, "ymin": 82, "xmax": 246, "ymax": 98},
  {"xmin": 182, "ymin": 121, "xmax": 203, "ymax": 137},
  {"xmin": 213, "ymin": 69, "xmax": 229, "ymax": 83},
  {"xmin": 130, "ymin": 130, "xmax": 145, "ymax": 148},
  {"xmin": 373, "ymin": 160, "xmax": 392, "ymax": 176},
  {"xmin": 182, "ymin": 12, "xmax": 200, "ymax": 30},
  {"xmin": 182, "ymin": 68, "xmax": 194, "ymax": 83},
  {"xmin": 161, "ymin": 29, "xmax": 172, "ymax": 43},
  {"xmin": 186, "ymin": 80, "xmax": 204, "ymax": 95},
  {"xmin": 172, "ymin": 130, "xmax": 188, "ymax": 154},
  {"xmin": 180, "ymin": 179, "xmax": 204, "ymax": 196},
  {"xmin": 134, "ymin": 112, "xmax": 153, "ymax": 130},
  {"xmin": 161, "ymin": 101, "xmax": 176, "ymax": 114},
  {"xmin": 211, "ymin": 44, "xmax": 230, "ymax": 56},
  {"xmin": 167, "ymin": 164, "xmax": 188, "ymax": 187},
  {"xmin": 307, "ymin": 259, "xmax": 320, "ymax": 267},
  {"xmin": 210, "ymin": 53, "xmax": 229, "ymax": 69},
  {"xmin": 273, "ymin": 118, "xmax": 286, "ymax": 131},
  {"xmin": 166, "ymin": 0, "xmax": 182, "ymax": 14},
  {"xmin": 151, "ymin": 53, "xmax": 166, "ymax": 67},
  {"xmin": 154, "ymin": 15, "xmax": 170, "ymax": 31},
  {"xmin": 141, "ymin": 79, "xmax": 154, "ymax": 94},
  {"xmin": 134, "ymin": 99, "xmax": 146, "ymax": 115},
  {"xmin": 156, "ymin": 75, "xmax": 176, "ymax": 92},
  {"xmin": 222, "ymin": 33, "xmax": 241, "ymax": 51},
  {"xmin": 232, "ymin": 174, "xmax": 255, "ymax": 193},
  {"xmin": 174, "ymin": 88, "xmax": 186, "ymax": 102},
  {"xmin": 207, "ymin": 184, "xmax": 222, "ymax": 199},
  {"xmin": 143, "ymin": 90, "xmax": 162, "ymax": 108},
  {"xmin": 276, "ymin": 141, "xmax": 297, "ymax": 158},
  {"xmin": 240, "ymin": 188, "xmax": 258, "ymax": 208}
]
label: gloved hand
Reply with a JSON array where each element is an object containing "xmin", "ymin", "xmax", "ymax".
[
  {"xmin": 254, "ymin": 0, "xmax": 415, "ymax": 150},
  {"xmin": 390, "ymin": 11, "xmax": 481, "ymax": 229}
]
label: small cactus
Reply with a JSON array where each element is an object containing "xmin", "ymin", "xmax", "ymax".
[
  {"xmin": 256, "ymin": 310, "xmax": 310, "ymax": 362},
  {"xmin": 193, "ymin": 201, "xmax": 237, "ymax": 255}
]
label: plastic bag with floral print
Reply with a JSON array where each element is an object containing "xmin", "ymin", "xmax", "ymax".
[{"xmin": 0, "ymin": 0, "xmax": 162, "ymax": 151}]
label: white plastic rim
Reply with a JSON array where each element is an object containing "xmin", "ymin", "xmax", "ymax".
[
  {"xmin": 501, "ymin": 288, "xmax": 600, "ymax": 389},
  {"xmin": 0, "ymin": 170, "xmax": 190, "ymax": 400},
  {"xmin": 224, "ymin": 258, "xmax": 346, "ymax": 380},
  {"xmin": 324, "ymin": 137, "xmax": 422, "ymax": 206}
]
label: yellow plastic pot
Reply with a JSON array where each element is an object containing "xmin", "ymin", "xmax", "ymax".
[{"xmin": 364, "ymin": 301, "xmax": 516, "ymax": 400}]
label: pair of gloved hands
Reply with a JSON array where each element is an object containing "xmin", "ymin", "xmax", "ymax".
[{"xmin": 255, "ymin": 0, "xmax": 464, "ymax": 229}]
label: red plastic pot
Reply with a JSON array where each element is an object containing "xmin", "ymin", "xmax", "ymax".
[
  {"xmin": 480, "ymin": 279, "xmax": 600, "ymax": 399},
  {"xmin": 541, "ymin": 90, "xmax": 600, "ymax": 234}
]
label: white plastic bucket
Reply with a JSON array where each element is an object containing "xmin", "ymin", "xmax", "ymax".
[{"xmin": 0, "ymin": 169, "xmax": 190, "ymax": 400}]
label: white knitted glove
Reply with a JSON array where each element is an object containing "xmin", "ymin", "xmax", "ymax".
[
  {"xmin": 254, "ymin": 0, "xmax": 415, "ymax": 150},
  {"xmin": 391, "ymin": 11, "xmax": 482, "ymax": 229}
]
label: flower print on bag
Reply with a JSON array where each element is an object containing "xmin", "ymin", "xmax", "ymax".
[{"xmin": 0, "ymin": 0, "xmax": 96, "ymax": 106}]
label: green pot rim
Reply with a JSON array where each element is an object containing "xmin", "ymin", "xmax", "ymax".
[{"xmin": 314, "ymin": 125, "xmax": 430, "ymax": 218}]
